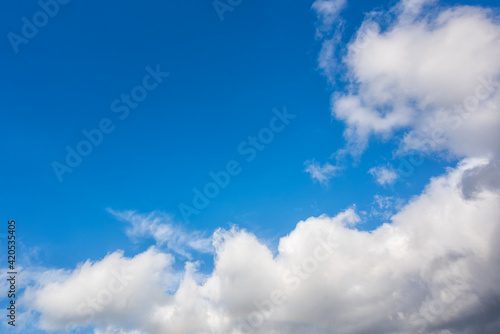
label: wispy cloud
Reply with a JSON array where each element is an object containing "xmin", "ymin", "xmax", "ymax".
[
  {"xmin": 304, "ymin": 160, "xmax": 341, "ymax": 185},
  {"xmin": 370, "ymin": 195, "xmax": 405, "ymax": 220},
  {"xmin": 107, "ymin": 209, "xmax": 213, "ymax": 258},
  {"xmin": 369, "ymin": 165, "xmax": 399, "ymax": 186},
  {"xmin": 312, "ymin": 0, "xmax": 346, "ymax": 83},
  {"xmin": 312, "ymin": 0, "xmax": 347, "ymax": 37}
]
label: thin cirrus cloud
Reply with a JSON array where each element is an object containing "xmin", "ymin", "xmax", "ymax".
[
  {"xmin": 312, "ymin": 0, "xmax": 347, "ymax": 81},
  {"xmin": 107, "ymin": 209, "xmax": 213, "ymax": 258},
  {"xmin": 370, "ymin": 195, "xmax": 405, "ymax": 220},
  {"xmin": 368, "ymin": 165, "xmax": 399, "ymax": 186},
  {"xmin": 304, "ymin": 160, "xmax": 341, "ymax": 184},
  {"xmin": 312, "ymin": 0, "xmax": 347, "ymax": 36}
]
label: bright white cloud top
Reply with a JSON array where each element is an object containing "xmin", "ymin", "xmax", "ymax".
[{"xmin": 331, "ymin": 1, "xmax": 500, "ymax": 159}]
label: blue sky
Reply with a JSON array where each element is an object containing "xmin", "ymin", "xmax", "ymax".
[
  {"xmin": 1, "ymin": 0, "xmax": 500, "ymax": 334},
  {"xmin": 1, "ymin": 0, "xmax": 445, "ymax": 265}
]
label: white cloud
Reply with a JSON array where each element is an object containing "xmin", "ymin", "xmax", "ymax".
[
  {"xmin": 397, "ymin": 0, "xmax": 436, "ymax": 20},
  {"xmin": 369, "ymin": 195, "xmax": 404, "ymax": 221},
  {"xmin": 317, "ymin": 37, "xmax": 341, "ymax": 82},
  {"xmin": 25, "ymin": 159, "xmax": 500, "ymax": 334},
  {"xmin": 312, "ymin": 0, "xmax": 347, "ymax": 83},
  {"xmin": 304, "ymin": 160, "xmax": 340, "ymax": 184},
  {"xmin": 108, "ymin": 209, "xmax": 213, "ymax": 258},
  {"xmin": 370, "ymin": 195, "xmax": 405, "ymax": 221},
  {"xmin": 312, "ymin": 0, "xmax": 347, "ymax": 36},
  {"xmin": 23, "ymin": 247, "xmax": 175, "ymax": 332},
  {"xmin": 369, "ymin": 165, "xmax": 399, "ymax": 185},
  {"xmin": 316, "ymin": 0, "xmax": 500, "ymax": 198},
  {"xmin": 326, "ymin": 3, "xmax": 500, "ymax": 161},
  {"xmin": 94, "ymin": 326, "xmax": 146, "ymax": 334}
]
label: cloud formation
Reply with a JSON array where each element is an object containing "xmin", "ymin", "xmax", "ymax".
[
  {"xmin": 25, "ymin": 159, "xmax": 500, "ymax": 334},
  {"xmin": 108, "ymin": 209, "xmax": 213, "ymax": 258},
  {"xmin": 314, "ymin": 0, "xmax": 500, "ymax": 199},
  {"xmin": 369, "ymin": 165, "xmax": 399, "ymax": 185},
  {"xmin": 312, "ymin": 0, "xmax": 347, "ymax": 36},
  {"xmin": 304, "ymin": 160, "xmax": 341, "ymax": 184},
  {"xmin": 23, "ymin": 248, "xmax": 174, "ymax": 332},
  {"xmin": 330, "ymin": 3, "xmax": 500, "ymax": 158}
]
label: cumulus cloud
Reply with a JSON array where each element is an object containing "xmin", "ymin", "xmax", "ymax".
[
  {"xmin": 108, "ymin": 209, "xmax": 213, "ymax": 258},
  {"xmin": 24, "ymin": 159, "xmax": 500, "ymax": 334},
  {"xmin": 304, "ymin": 160, "xmax": 341, "ymax": 184},
  {"xmin": 369, "ymin": 165, "xmax": 399, "ymax": 185},
  {"xmin": 326, "ymin": 2, "xmax": 500, "ymax": 161},
  {"xmin": 314, "ymin": 0, "xmax": 500, "ymax": 201},
  {"xmin": 23, "ymin": 247, "xmax": 175, "ymax": 332}
]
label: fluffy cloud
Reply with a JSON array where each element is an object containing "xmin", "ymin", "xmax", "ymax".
[
  {"xmin": 108, "ymin": 209, "xmax": 213, "ymax": 258},
  {"xmin": 23, "ymin": 247, "xmax": 174, "ymax": 332},
  {"xmin": 314, "ymin": 0, "xmax": 500, "ymax": 198},
  {"xmin": 25, "ymin": 159, "xmax": 500, "ymax": 334},
  {"xmin": 330, "ymin": 3, "xmax": 500, "ymax": 159}
]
